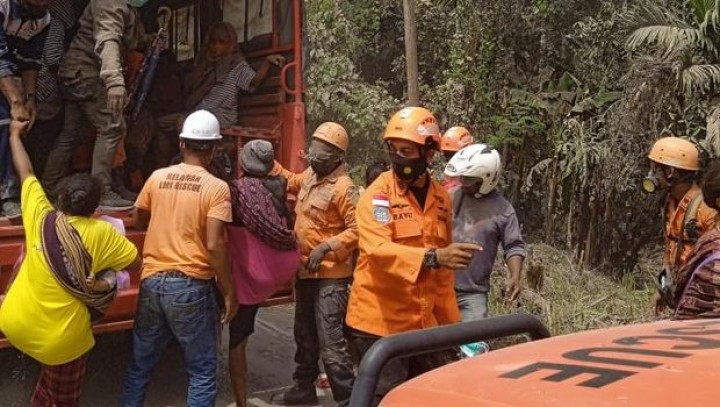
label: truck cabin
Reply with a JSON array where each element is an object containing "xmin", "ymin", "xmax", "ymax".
[{"xmin": 0, "ymin": 0, "xmax": 307, "ymax": 348}]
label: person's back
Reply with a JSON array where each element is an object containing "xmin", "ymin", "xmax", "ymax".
[
  {"xmin": 121, "ymin": 110, "xmax": 236, "ymax": 407},
  {"xmin": 139, "ymin": 162, "xmax": 230, "ymax": 279}
]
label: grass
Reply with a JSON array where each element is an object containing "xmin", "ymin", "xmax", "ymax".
[{"xmin": 485, "ymin": 243, "xmax": 656, "ymax": 348}]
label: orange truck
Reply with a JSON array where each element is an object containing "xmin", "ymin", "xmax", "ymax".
[
  {"xmin": 348, "ymin": 314, "xmax": 720, "ymax": 406},
  {"xmin": 0, "ymin": 0, "xmax": 307, "ymax": 349}
]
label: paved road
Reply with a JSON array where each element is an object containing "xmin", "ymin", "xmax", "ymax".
[{"xmin": 0, "ymin": 305, "xmax": 336, "ymax": 406}]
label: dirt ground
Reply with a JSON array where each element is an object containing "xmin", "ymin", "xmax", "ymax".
[{"xmin": 0, "ymin": 304, "xmax": 336, "ymax": 407}]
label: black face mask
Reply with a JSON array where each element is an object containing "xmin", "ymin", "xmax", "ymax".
[
  {"xmin": 391, "ymin": 154, "xmax": 427, "ymax": 182},
  {"xmin": 19, "ymin": 0, "xmax": 48, "ymax": 19},
  {"xmin": 309, "ymin": 156, "xmax": 340, "ymax": 177}
]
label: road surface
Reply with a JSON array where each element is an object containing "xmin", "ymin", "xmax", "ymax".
[{"xmin": 0, "ymin": 304, "xmax": 336, "ymax": 406}]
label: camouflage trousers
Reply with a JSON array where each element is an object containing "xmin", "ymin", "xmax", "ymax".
[
  {"xmin": 292, "ymin": 277, "xmax": 355, "ymax": 407},
  {"xmin": 43, "ymin": 74, "xmax": 126, "ymax": 194}
]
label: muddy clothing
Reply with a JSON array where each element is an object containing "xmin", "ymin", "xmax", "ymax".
[
  {"xmin": 44, "ymin": 1, "xmax": 146, "ymax": 194},
  {"xmin": 664, "ymin": 185, "xmax": 717, "ymax": 278},
  {"xmin": 0, "ymin": 0, "xmax": 50, "ymax": 202},
  {"xmin": 59, "ymin": 1, "xmax": 143, "ymax": 90},
  {"xmin": 350, "ymin": 330, "xmax": 456, "ymax": 406},
  {"xmin": 451, "ymin": 189, "xmax": 526, "ymax": 294},
  {"xmin": 674, "ymin": 227, "xmax": 720, "ymax": 320},
  {"xmin": 273, "ymin": 163, "xmax": 359, "ymax": 280},
  {"xmin": 43, "ymin": 76, "xmax": 126, "ymax": 193},
  {"xmin": 293, "ymin": 278, "xmax": 354, "ymax": 406}
]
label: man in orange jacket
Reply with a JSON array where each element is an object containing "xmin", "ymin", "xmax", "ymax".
[
  {"xmin": 272, "ymin": 122, "xmax": 358, "ymax": 406},
  {"xmin": 438, "ymin": 126, "xmax": 474, "ymax": 190},
  {"xmin": 346, "ymin": 107, "xmax": 482, "ymax": 404},
  {"xmin": 643, "ymin": 137, "xmax": 717, "ymax": 314}
]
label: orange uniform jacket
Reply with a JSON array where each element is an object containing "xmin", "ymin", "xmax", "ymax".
[
  {"xmin": 664, "ymin": 184, "xmax": 717, "ymax": 274},
  {"xmin": 346, "ymin": 171, "xmax": 460, "ymax": 337},
  {"xmin": 275, "ymin": 163, "xmax": 359, "ymax": 279}
]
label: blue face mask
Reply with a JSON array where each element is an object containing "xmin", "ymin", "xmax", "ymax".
[{"xmin": 128, "ymin": 0, "xmax": 150, "ymax": 7}]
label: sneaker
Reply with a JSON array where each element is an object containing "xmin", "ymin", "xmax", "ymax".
[
  {"xmin": 97, "ymin": 191, "xmax": 135, "ymax": 212},
  {"xmin": 272, "ymin": 385, "xmax": 318, "ymax": 405},
  {"xmin": 1, "ymin": 200, "xmax": 21, "ymax": 219},
  {"xmin": 115, "ymin": 183, "xmax": 139, "ymax": 201}
]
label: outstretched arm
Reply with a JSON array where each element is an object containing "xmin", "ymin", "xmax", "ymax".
[{"xmin": 8, "ymin": 120, "xmax": 33, "ymax": 183}]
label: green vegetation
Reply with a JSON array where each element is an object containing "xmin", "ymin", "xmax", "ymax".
[{"xmin": 304, "ymin": 1, "xmax": 720, "ymax": 332}]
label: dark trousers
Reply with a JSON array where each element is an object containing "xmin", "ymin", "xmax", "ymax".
[
  {"xmin": 0, "ymin": 96, "xmax": 18, "ymax": 202},
  {"xmin": 351, "ymin": 330, "xmax": 456, "ymax": 407},
  {"xmin": 293, "ymin": 277, "xmax": 355, "ymax": 406}
]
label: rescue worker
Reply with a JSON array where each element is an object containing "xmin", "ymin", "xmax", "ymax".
[
  {"xmin": 438, "ymin": 126, "xmax": 474, "ymax": 190},
  {"xmin": 120, "ymin": 110, "xmax": 238, "ymax": 407},
  {"xmin": 0, "ymin": 0, "xmax": 51, "ymax": 219},
  {"xmin": 43, "ymin": 0, "xmax": 160, "ymax": 211},
  {"xmin": 444, "ymin": 144, "xmax": 525, "ymax": 321},
  {"xmin": 644, "ymin": 137, "xmax": 717, "ymax": 315},
  {"xmin": 272, "ymin": 122, "xmax": 358, "ymax": 406},
  {"xmin": 674, "ymin": 159, "xmax": 720, "ymax": 320},
  {"xmin": 346, "ymin": 107, "xmax": 482, "ymax": 404}
]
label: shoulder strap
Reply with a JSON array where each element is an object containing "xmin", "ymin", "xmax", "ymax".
[{"xmin": 683, "ymin": 193, "xmax": 704, "ymax": 242}]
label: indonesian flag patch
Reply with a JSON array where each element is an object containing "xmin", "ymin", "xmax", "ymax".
[{"xmin": 372, "ymin": 193, "xmax": 391, "ymax": 224}]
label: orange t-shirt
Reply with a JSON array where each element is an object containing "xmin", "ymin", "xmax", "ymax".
[{"xmin": 136, "ymin": 163, "xmax": 232, "ymax": 280}]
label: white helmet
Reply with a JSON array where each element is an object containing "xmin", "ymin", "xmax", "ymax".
[
  {"xmin": 179, "ymin": 110, "xmax": 222, "ymax": 141},
  {"xmin": 444, "ymin": 143, "xmax": 502, "ymax": 196}
]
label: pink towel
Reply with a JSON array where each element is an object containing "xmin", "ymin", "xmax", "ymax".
[{"xmin": 227, "ymin": 225, "xmax": 300, "ymax": 305}]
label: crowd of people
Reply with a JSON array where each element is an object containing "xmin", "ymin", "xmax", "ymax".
[{"xmin": 1, "ymin": 1, "xmax": 720, "ymax": 407}]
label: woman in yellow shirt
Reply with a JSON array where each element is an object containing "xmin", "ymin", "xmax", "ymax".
[{"xmin": 0, "ymin": 120, "xmax": 140, "ymax": 406}]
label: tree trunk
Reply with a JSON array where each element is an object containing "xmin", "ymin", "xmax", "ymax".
[{"xmin": 403, "ymin": 0, "xmax": 419, "ymax": 106}]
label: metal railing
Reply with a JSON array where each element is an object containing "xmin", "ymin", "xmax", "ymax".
[{"xmin": 349, "ymin": 313, "xmax": 551, "ymax": 407}]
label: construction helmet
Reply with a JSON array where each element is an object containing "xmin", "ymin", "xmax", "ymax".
[
  {"xmin": 648, "ymin": 137, "xmax": 700, "ymax": 171},
  {"xmin": 445, "ymin": 143, "xmax": 502, "ymax": 196},
  {"xmin": 312, "ymin": 122, "xmax": 349, "ymax": 152},
  {"xmin": 383, "ymin": 107, "xmax": 441, "ymax": 150},
  {"xmin": 180, "ymin": 110, "xmax": 222, "ymax": 141},
  {"xmin": 441, "ymin": 126, "xmax": 474, "ymax": 152}
]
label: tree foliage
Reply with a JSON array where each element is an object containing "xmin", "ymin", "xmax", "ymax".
[{"xmin": 305, "ymin": 0, "xmax": 720, "ymax": 276}]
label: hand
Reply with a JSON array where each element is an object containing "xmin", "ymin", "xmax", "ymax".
[
  {"xmin": 266, "ymin": 54, "xmax": 286, "ymax": 68},
  {"xmin": 10, "ymin": 100, "xmax": 29, "ymax": 122},
  {"xmin": 307, "ymin": 242, "xmax": 331, "ymax": 273},
  {"xmin": 9, "ymin": 119, "xmax": 30, "ymax": 139},
  {"xmin": 505, "ymin": 276, "xmax": 521, "ymax": 303},
  {"xmin": 107, "ymin": 86, "xmax": 126, "ymax": 122},
  {"xmin": 436, "ymin": 243, "xmax": 483, "ymax": 270},
  {"xmin": 653, "ymin": 292, "xmax": 666, "ymax": 317},
  {"xmin": 87, "ymin": 276, "xmax": 112, "ymax": 292},
  {"xmin": 222, "ymin": 293, "xmax": 238, "ymax": 325},
  {"xmin": 25, "ymin": 99, "xmax": 36, "ymax": 130}
]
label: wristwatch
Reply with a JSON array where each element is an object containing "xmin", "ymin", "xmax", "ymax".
[{"xmin": 423, "ymin": 248, "xmax": 440, "ymax": 269}]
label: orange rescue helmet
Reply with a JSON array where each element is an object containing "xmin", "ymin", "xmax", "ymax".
[
  {"xmin": 441, "ymin": 126, "xmax": 474, "ymax": 152},
  {"xmin": 383, "ymin": 107, "xmax": 441, "ymax": 150},
  {"xmin": 648, "ymin": 137, "xmax": 700, "ymax": 171},
  {"xmin": 312, "ymin": 122, "xmax": 349, "ymax": 152}
]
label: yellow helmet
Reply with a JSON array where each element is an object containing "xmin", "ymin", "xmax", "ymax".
[{"xmin": 648, "ymin": 137, "xmax": 700, "ymax": 171}]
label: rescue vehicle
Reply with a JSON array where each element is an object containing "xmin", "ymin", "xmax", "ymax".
[
  {"xmin": 348, "ymin": 313, "xmax": 720, "ymax": 406},
  {"xmin": 0, "ymin": 0, "xmax": 307, "ymax": 349}
]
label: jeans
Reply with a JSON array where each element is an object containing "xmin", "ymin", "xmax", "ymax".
[
  {"xmin": 0, "ymin": 96, "xmax": 18, "ymax": 202},
  {"xmin": 293, "ymin": 278, "xmax": 355, "ymax": 406},
  {"xmin": 120, "ymin": 272, "xmax": 220, "ymax": 407},
  {"xmin": 456, "ymin": 291, "xmax": 489, "ymax": 322}
]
